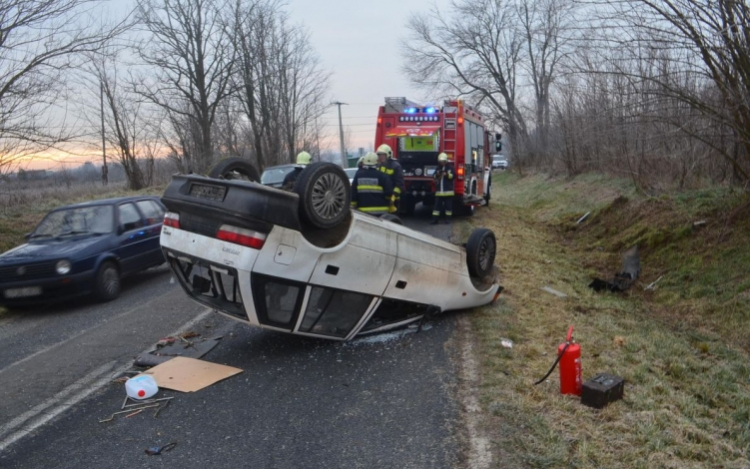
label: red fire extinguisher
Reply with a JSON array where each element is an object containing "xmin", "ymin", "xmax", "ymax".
[{"xmin": 558, "ymin": 325, "xmax": 582, "ymax": 395}]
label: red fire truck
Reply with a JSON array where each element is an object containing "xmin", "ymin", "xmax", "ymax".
[{"xmin": 374, "ymin": 97, "xmax": 500, "ymax": 215}]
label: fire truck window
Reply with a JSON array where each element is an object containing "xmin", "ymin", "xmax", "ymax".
[
  {"xmin": 403, "ymin": 135, "xmax": 438, "ymax": 151},
  {"xmin": 299, "ymin": 287, "xmax": 372, "ymax": 338}
]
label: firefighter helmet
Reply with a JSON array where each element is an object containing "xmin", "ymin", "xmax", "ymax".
[
  {"xmin": 296, "ymin": 151, "xmax": 312, "ymax": 165},
  {"xmin": 376, "ymin": 144, "xmax": 393, "ymax": 159},
  {"xmin": 363, "ymin": 152, "xmax": 379, "ymax": 167},
  {"xmin": 438, "ymin": 152, "xmax": 449, "ymax": 162}
]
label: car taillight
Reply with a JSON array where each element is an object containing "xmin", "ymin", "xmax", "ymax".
[
  {"xmin": 217, "ymin": 225, "xmax": 266, "ymax": 250},
  {"xmin": 164, "ymin": 212, "xmax": 180, "ymax": 228}
]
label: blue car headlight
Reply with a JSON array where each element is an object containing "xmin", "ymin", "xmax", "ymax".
[{"xmin": 56, "ymin": 260, "xmax": 72, "ymax": 275}]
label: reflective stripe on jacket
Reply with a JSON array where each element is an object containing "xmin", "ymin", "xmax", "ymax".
[
  {"xmin": 351, "ymin": 167, "xmax": 393, "ymax": 214},
  {"xmin": 378, "ymin": 159, "xmax": 404, "ymax": 195},
  {"xmin": 434, "ymin": 163, "xmax": 455, "ymax": 196}
]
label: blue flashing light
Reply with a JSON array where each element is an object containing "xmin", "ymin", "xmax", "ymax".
[
  {"xmin": 425, "ymin": 107, "xmax": 436, "ymax": 114},
  {"xmin": 405, "ymin": 107, "xmax": 417, "ymax": 114}
]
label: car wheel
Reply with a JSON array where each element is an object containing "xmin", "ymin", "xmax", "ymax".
[
  {"xmin": 95, "ymin": 261, "xmax": 121, "ymax": 302},
  {"xmin": 208, "ymin": 157, "xmax": 261, "ymax": 182},
  {"xmin": 379, "ymin": 213, "xmax": 403, "ymax": 225},
  {"xmin": 466, "ymin": 228, "xmax": 496, "ymax": 278},
  {"xmin": 294, "ymin": 162, "xmax": 351, "ymax": 229}
]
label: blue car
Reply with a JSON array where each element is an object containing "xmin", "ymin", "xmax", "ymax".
[{"xmin": 0, "ymin": 196, "xmax": 166, "ymax": 308}]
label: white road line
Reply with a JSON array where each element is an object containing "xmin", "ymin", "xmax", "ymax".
[{"xmin": 0, "ymin": 307, "xmax": 214, "ymax": 453}]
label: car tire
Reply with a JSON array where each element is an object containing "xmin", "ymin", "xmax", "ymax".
[
  {"xmin": 294, "ymin": 162, "xmax": 351, "ymax": 229},
  {"xmin": 466, "ymin": 228, "xmax": 496, "ymax": 278},
  {"xmin": 95, "ymin": 261, "xmax": 121, "ymax": 302},
  {"xmin": 379, "ymin": 213, "xmax": 403, "ymax": 225},
  {"xmin": 208, "ymin": 157, "xmax": 260, "ymax": 182}
]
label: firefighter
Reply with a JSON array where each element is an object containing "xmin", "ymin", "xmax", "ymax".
[
  {"xmin": 282, "ymin": 151, "xmax": 312, "ymax": 189},
  {"xmin": 351, "ymin": 152, "xmax": 393, "ymax": 215},
  {"xmin": 376, "ymin": 143, "xmax": 404, "ymax": 213},
  {"xmin": 431, "ymin": 152, "xmax": 455, "ymax": 224}
]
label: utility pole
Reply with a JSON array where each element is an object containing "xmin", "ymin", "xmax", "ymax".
[
  {"xmin": 100, "ymin": 81, "xmax": 108, "ymax": 186},
  {"xmin": 332, "ymin": 101, "xmax": 348, "ymax": 167}
]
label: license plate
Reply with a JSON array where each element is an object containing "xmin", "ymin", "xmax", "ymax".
[
  {"xmin": 189, "ymin": 183, "xmax": 227, "ymax": 201},
  {"xmin": 4, "ymin": 286, "xmax": 42, "ymax": 298}
]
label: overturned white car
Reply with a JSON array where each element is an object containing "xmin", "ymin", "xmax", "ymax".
[{"xmin": 159, "ymin": 159, "xmax": 501, "ymax": 341}]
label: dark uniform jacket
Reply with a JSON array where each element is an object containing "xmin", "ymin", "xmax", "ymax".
[
  {"xmin": 282, "ymin": 166, "xmax": 304, "ymax": 189},
  {"xmin": 351, "ymin": 167, "xmax": 394, "ymax": 214},
  {"xmin": 378, "ymin": 159, "xmax": 404, "ymax": 196},
  {"xmin": 434, "ymin": 163, "xmax": 455, "ymax": 196}
]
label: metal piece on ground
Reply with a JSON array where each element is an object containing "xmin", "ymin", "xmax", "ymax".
[
  {"xmin": 154, "ymin": 399, "xmax": 171, "ymax": 418},
  {"xmin": 541, "ymin": 286, "xmax": 567, "ymax": 298},
  {"xmin": 576, "ymin": 212, "xmax": 591, "ymax": 224},
  {"xmin": 644, "ymin": 275, "xmax": 663, "ymax": 291},
  {"xmin": 145, "ymin": 441, "xmax": 178, "ymax": 456},
  {"xmin": 99, "ymin": 404, "xmax": 160, "ymax": 423},
  {"xmin": 123, "ymin": 396, "xmax": 174, "ymax": 408},
  {"xmin": 125, "ymin": 409, "xmax": 143, "ymax": 418}
]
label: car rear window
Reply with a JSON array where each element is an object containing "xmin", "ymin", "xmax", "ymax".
[{"xmin": 261, "ymin": 166, "xmax": 295, "ymax": 185}]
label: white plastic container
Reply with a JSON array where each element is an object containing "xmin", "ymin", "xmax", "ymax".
[{"xmin": 125, "ymin": 375, "xmax": 159, "ymax": 400}]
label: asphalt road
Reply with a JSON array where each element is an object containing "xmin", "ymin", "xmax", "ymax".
[{"xmin": 0, "ymin": 204, "xmax": 469, "ymax": 468}]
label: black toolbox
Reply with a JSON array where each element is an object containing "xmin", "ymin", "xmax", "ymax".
[{"xmin": 581, "ymin": 373, "xmax": 624, "ymax": 409}]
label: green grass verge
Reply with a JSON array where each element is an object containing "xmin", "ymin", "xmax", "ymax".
[{"xmin": 468, "ymin": 171, "xmax": 750, "ymax": 468}]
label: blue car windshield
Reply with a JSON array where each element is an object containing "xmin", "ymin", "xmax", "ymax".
[{"xmin": 33, "ymin": 205, "xmax": 114, "ymax": 237}]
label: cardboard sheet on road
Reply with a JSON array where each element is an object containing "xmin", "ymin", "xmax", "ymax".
[{"xmin": 141, "ymin": 357, "xmax": 243, "ymax": 392}]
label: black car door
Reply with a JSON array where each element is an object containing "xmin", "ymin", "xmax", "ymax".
[{"xmin": 115, "ymin": 202, "xmax": 149, "ymax": 274}]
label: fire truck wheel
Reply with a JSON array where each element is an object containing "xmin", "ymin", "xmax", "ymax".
[
  {"xmin": 466, "ymin": 228, "xmax": 496, "ymax": 278},
  {"xmin": 208, "ymin": 157, "xmax": 261, "ymax": 182},
  {"xmin": 379, "ymin": 213, "xmax": 403, "ymax": 225},
  {"xmin": 295, "ymin": 162, "xmax": 351, "ymax": 229}
]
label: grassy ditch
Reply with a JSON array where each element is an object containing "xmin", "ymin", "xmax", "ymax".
[{"xmin": 463, "ymin": 172, "xmax": 750, "ymax": 468}]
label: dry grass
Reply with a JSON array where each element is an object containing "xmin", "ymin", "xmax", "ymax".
[
  {"xmin": 0, "ymin": 180, "xmax": 164, "ymax": 253},
  {"xmin": 467, "ymin": 172, "xmax": 750, "ymax": 468}
]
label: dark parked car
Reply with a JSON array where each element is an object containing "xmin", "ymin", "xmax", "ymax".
[
  {"xmin": 0, "ymin": 196, "xmax": 166, "ymax": 308},
  {"xmin": 260, "ymin": 164, "xmax": 296, "ymax": 188}
]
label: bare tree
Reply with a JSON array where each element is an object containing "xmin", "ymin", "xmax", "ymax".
[
  {"xmin": 598, "ymin": 0, "xmax": 750, "ymax": 183},
  {"xmin": 135, "ymin": 0, "xmax": 235, "ymax": 173},
  {"xmin": 0, "ymin": 0, "xmax": 129, "ymax": 174},
  {"xmin": 81, "ymin": 53, "xmax": 150, "ymax": 190},
  {"xmin": 403, "ymin": 0, "xmax": 528, "ymax": 161},
  {"xmin": 227, "ymin": 0, "xmax": 329, "ymax": 170}
]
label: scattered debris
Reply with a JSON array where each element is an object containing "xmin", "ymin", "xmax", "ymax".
[
  {"xmin": 693, "ymin": 220, "xmax": 707, "ymax": 228},
  {"xmin": 613, "ymin": 336, "xmax": 626, "ymax": 347},
  {"xmin": 134, "ymin": 335, "xmax": 222, "ymax": 367},
  {"xmin": 644, "ymin": 275, "xmax": 663, "ymax": 291},
  {"xmin": 589, "ymin": 246, "xmax": 640, "ymax": 292},
  {"xmin": 154, "ymin": 399, "xmax": 170, "ymax": 418},
  {"xmin": 143, "ymin": 357, "xmax": 243, "ymax": 393},
  {"xmin": 99, "ymin": 404, "xmax": 160, "ymax": 423},
  {"xmin": 145, "ymin": 442, "xmax": 178, "ymax": 456},
  {"xmin": 576, "ymin": 212, "xmax": 591, "ymax": 224},
  {"xmin": 500, "ymin": 338, "xmax": 513, "ymax": 349},
  {"xmin": 125, "ymin": 409, "xmax": 143, "ymax": 418},
  {"xmin": 541, "ymin": 286, "xmax": 568, "ymax": 298}
]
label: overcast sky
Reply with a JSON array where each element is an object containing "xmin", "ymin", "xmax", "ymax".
[{"xmin": 286, "ymin": 0, "xmax": 451, "ymax": 153}]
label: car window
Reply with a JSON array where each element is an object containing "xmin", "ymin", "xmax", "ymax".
[
  {"xmin": 136, "ymin": 200, "xmax": 165, "ymax": 225},
  {"xmin": 33, "ymin": 205, "xmax": 114, "ymax": 237},
  {"xmin": 361, "ymin": 299, "xmax": 430, "ymax": 332},
  {"xmin": 299, "ymin": 287, "xmax": 372, "ymax": 338},
  {"xmin": 344, "ymin": 168, "xmax": 358, "ymax": 179},
  {"xmin": 251, "ymin": 274, "xmax": 304, "ymax": 328},
  {"xmin": 261, "ymin": 166, "xmax": 295, "ymax": 185},
  {"xmin": 118, "ymin": 203, "xmax": 143, "ymax": 232}
]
